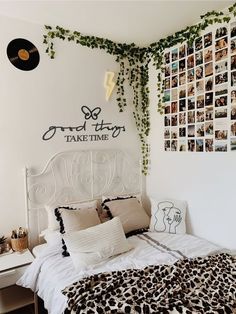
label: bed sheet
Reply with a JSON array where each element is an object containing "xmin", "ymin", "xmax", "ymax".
[{"xmin": 17, "ymin": 232, "xmax": 224, "ymax": 314}]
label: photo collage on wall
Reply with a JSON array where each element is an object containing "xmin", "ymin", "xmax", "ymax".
[{"xmin": 163, "ymin": 21, "xmax": 236, "ymax": 152}]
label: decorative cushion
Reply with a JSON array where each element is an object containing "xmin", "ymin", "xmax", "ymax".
[
  {"xmin": 63, "ymin": 217, "xmax": 133, "ymax": 271},
  {"xmin": 101, "ymin": 197, "xmax": 150, "ymax": 234},
  {"xmin": 45, "ymin": 200, "xmax": 97, "ymax": 231},
  {"xmin": 149, "ymin": 198, "xmax": 187, "ymax": 234}
]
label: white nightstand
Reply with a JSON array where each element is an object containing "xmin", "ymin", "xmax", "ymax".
[{"xmin": 0, "ymin": 249, "xmax": 38, "ymax": 314}]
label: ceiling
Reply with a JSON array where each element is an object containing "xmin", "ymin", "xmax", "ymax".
[{"xmin": 0, "ymin": 1, "xmax": 234, "ymax": 46}]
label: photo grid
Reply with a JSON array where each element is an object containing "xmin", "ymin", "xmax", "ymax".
[{"xmin": 163, "ymin": 23, "xmax": 236, "ymax": 152}]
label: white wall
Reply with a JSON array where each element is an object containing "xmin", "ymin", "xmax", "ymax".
[
  {"xmin": 0, "ymin": 15, "xmax": 139, "ymax": 236},
  {"xmin": 147, "ymin": 64, "xmax": 236, "ymax": 250}
]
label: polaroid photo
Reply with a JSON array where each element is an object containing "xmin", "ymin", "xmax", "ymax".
[
  {"xmin": 179, "ymin": 45, "xmax": 186, "ymax": 59},
  {"xmin": 188, "ymin": 111, "xmax": 195, "ymax": 124},
  {"xmin": 195, "ymin": 51, "xmax": 203, "ymax": 66},
  {"xmin": 231, "ymin": 55, "xmax": 236, "ymax": 71},
  {"xmin": 196, "ymin": 139, "xmax": 204, "ymax": 152},
  {"xmin": 215, "ymin": 107, "xmax": 227, "ymax": 119},
  {"xmin": 179, "ymin": 99, "xmax": 186, "ymax": 112},
  {"xmin": 165, "ymin": 103, "xmax": 171, "ymax": 114},
  {"xmin": 215, "ymin": 60, "xmax": 227, "ymax": 74},
  {"xmin": 179, "ymin": 72, "xmax": 186, "ymax": 86},
  {"xmin": 231, "ymin": 38, "xmax": 236, "ymax": 54},
  {"xmin": 195, "ymin": 37, "xmax": 203, "ymax": 51},
  {"xmin": 179, "ymin": 127, "xmax": 186, "ymax": 137},
  {"xmin": 171, "ymin": 101, "xmax": 178, "ymax": 114},
  {"xmin": 164, "ymin": 78, "xmax": 171, "ymax": 89},
  {"xmin": 204, "ymin": 32, "xmax": 212, "ymax": 48},
  {"xmin": 164, "ymin": 140, "xmax": 171, "ymax": 151},
  {"xmin": 187, "ymin": 55, "xmax": 194, "ymax": 69},
  {"xmin": 204, "ymin": 48, "xmax": 212, "ymax": 63},
  {"xmin": 205, "ymin": 138, "xmax": 214, "ymax": 152},
  {"xmin": 231, "ymin": 90, "xmax": 236, "ymax": 105},
  {"xmin": 165, "ymin": 65, "xmax": 170, "ymax": 77},
  {"xmin": 205, "ymin": 122, "xmax": 214, "ymax": 136},
  {"xmin": 196, "ymin": 66, "xmax": 203, "ymax": 80},
  {"xmin": 231, "ymin": 22, "xmax": 236, "ymax": 38},
  {"xmin": 179, "ymin": 59, "xmax": 186, "ymax": 72},
  {"xmin": 171, "ymin": 140, "xmax": 178, "ymax": 151},
  {"xmin": 196, "ymin": 109, "xmax": 205, "ymax": 123},
  {"xmin": 188, "ymin": 139, "xmax": 196, "ymax": 152},
  {"xmin": 179, "ymin": 112, "xmax": 186, "ymax": 125},
  {"xmin": 172, "ymin": 88, "xmax": 178, "ymax": 101},
  {"xmin": 164, "ymin": 90, "xmax": 170, "ymax": 102},
  {"xmin": 231, "ymin": 138, "xmax": 236, "ymax": 151},
  {"xmin": 231, "ymin": 71, "xmax": 236, "ymax": 87},
  {"xmin": 187, "ymin": 83, "xmax": 195, "ymax": 97},
  {"xmin": 187, "ymin": 69, "xmax": 194, "ymax": 83},
  {"xmin": 164, "ymin": 128, "xmax": 170, "ymax": 139},
  {"xmin": 197, "ymin": 95, "xmax": 204, "ymax": 109},
  {"xmin": 205, "ymin": 106, "xmax": 213, "ymax": 121},
  {"xmin": 205, "ymin": 62, "xmax": 213, "ymax": 77},
  {"xmin": 164, "ymin": 52, "xmax": 170, "ymax": 64},
  {"xmin": 188, "ymin": 97, "xmax": 195, "ymax": 110},
  {"xmin": 216, "ymin": 26, "xmax": 228, "ymax": 39},
  {"xmin": 172, "ymin": 62, "xmax": 178, "ymax": 74},
  {"xmin": 205, "ymin": 92, "xmax": 213, "ymax": 106},
  {"xmin": 172, "ymin": 48, "xmax": 178, "ymax": 62},
  {"xmin": 171, "ymin": 127, "xmax": 178, "ymax": 138},
  {"xmin": 196, "ymin": 80, "xmax": 204, "ymax": 94},
  {"xmin": 231, "ymin": 121, "xmax": 236, "ymax": 136},
  {"xmin": 231, "ymin": 104, "xmax": 236, "ymax": 120},
  {"xmin": 215, "ymin": 95, "xmax": 227, "ymax": 107},
  {"xmin": 179, "ymin": 86, "xmax": 186, "ymax": 99},
  {"xmin": 196, "ymin": 123, "xmax": 205, "ymax": 137},
  {"xmin": 171, "ymin": 75, "xmax": 178, "ymax": 88},
  {"xmin": 215, "ymin": 141, "xmax": 227, "ymax": 152},
  {"xmin": 179, "ymin": 139, "xmax": 186, "ymax": 152},
  {"xmin": 215, "ymin": 83, "xmax": 228, "ymax": 96},
  {"xmin": 171, "ymin": 114, "xmax": 178, "ymax": 126},
  {"xmin": 215, "ymin": 37, "xmax": 228, "ymax": 51},
  {"xmin": 187, "ymin": 43, "xmax": 194, "ymax": 55},
  {"xmin": 215, "ymin": 72, "xmax": 228, "ymax": 85},
  {"xmin": 188, "ymin": 124, "xmax": 195, "ymax": 137},
  {"xmin": 215, "ymin": 48, "xmax": 228, "ymax": 62},
  {"xmin": 164, "ymin": 115, "xmax": 171, "ymax": 126},
  {"xmin": 215, "ymin": 130, "xmax": 228, "ymax": 140},
  {"xmin": 205, "ymin": 77, "xmax": 213, "ymax": 91}
]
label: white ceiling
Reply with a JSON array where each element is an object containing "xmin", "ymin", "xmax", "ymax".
[{"xmin": 0, "ymin": 0, "xmax": 234, "ymax": 46}]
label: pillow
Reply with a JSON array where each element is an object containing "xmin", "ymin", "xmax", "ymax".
[
  {"xmin": 149, "ymin": 198, "xmax": 187, "ymax": 234},
  {"xmin": 63, "ymin": 217, "xmax": 133, "ymax": 270},
  {"xmin": 101, "ymin": 197, "xmax": 150, "ymax": 234},
  {"xmin": 102, "ymin": 194, "xmax": 142, "ymax": 203},
  {"xmin": 55, "ymin": 205, "xmax": 101, "ymax": 257},
  {"xmin": 45, "ymin": 200, "xmax": 97, "ymax": 231},
  {"xmin": 40, "ymin": 229, "xmax": 62, "ymax": 246}
]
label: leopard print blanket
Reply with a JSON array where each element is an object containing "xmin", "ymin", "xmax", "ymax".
[{"xmin": 62, "ymin": 253, "xmax": 236, "ymax": 314}]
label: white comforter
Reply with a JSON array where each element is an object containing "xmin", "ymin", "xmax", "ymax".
[{"xmin": 17, "ymin": 232, "xmax": 224, "ymax": 314}]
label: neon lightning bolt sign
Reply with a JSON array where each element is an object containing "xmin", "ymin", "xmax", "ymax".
[{"xmin": 104, "ymin": 71, "xmax": 115, "ymax": 101}]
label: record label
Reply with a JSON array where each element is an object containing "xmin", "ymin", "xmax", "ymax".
[{"xmin": 7, "ymin": 38, "xmax": 40, "ymax": 71}]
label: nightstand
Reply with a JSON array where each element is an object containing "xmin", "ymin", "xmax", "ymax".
[{"xmin": 0, "ymin": 249, "xmax": 38, "ymax": 314}]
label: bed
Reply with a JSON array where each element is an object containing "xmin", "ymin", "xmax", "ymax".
[{"xmin": 18, "ymin": 150, "xmax": 236, "ymax": 314}]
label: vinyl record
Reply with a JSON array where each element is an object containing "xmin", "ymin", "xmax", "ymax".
[{"xmin": 7, "ymin": 38, "xmax": 40, "ymax": 71}]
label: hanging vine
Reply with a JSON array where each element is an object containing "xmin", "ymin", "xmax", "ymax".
[{"xmin": 43, "ymin": 2, "xmax": 236, "ymax": 175}]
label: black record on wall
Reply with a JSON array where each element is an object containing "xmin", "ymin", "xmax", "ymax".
[{"xmin": 7, "ymin": 38, "xmax": 40, "ymax": 71}]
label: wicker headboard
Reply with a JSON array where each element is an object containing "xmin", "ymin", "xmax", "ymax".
[{"xmin": 24, "ymin": 150, "xmax": 141, "ymax": 247}]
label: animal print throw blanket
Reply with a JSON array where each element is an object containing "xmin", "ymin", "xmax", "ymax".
[{"xmin": 63, "ymin": 253, "xmax": 236, "ymax": 314}]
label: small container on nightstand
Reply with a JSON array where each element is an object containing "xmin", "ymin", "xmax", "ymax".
[{"xmin": 0, "ymin": 249, "xmax": 38, "ymax": 314}]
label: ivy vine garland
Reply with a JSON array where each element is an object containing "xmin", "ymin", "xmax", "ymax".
[{"xmin": 43, "ymin": 2, "xmax": 236, "ymax": 175}]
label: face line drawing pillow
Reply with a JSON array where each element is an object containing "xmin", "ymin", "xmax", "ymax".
[{"xmin": 149, "ymin": 198, "xmax": 187, "ymax": 234}]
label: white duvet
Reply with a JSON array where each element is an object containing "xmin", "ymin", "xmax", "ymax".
[{"xmin": 17, "ymin": 232, "xmax": 225, "ymax": 314}]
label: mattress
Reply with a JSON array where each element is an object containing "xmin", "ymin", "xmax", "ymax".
[{"xmin": 18, "ymin": 232, "xmax": 223, "ymax": 314}]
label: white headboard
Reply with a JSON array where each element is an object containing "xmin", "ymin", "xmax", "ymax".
[{"xmin": 24, "ymin": 150, "xmax": 141, "ymax": 247}]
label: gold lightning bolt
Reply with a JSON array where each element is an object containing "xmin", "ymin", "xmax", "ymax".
[{"xmin": 104, "ymin": 71, "xmax": 115, "ymax": 101}]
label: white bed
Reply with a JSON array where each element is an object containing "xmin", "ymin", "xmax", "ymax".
[{"xmin": 19, "ymin": 149, "xmax": 235, "ymax": 314}]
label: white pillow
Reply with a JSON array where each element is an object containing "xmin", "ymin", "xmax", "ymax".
[
  {"xmin": 63, "ymin": 217, "xmax": 133, "ymax": 271},
  {"xmin": 149, "ymin": 198, "xmax": 187, "ymax": 234},
  {"xmin": 40, "ymin": 229, "xmax": 62, "ymax": 246},
  {"xmin": 45, "ymin": 200, "xmax": 97, "ymax": 231}
]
